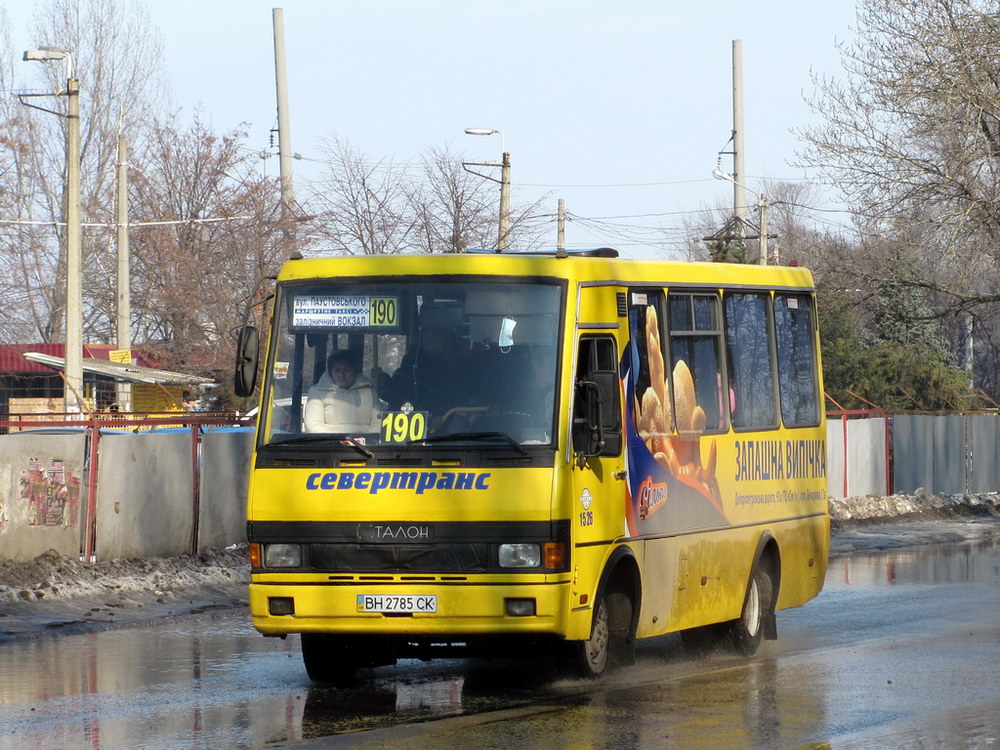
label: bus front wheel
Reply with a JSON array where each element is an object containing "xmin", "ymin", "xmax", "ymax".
[
  {"xmin": 300, "ymin": 634, "xmax": 358, "ymax": 687},
  {"xmin": 563, "ymin": 589, "xmax": 634, "ymax": 678}
]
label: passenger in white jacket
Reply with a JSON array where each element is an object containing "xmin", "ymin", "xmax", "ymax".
[{"xmin": 304, "ymin": 351, "xmax": 380, "ymax": 434}]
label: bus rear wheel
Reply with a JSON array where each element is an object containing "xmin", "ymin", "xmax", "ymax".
[
  {"xmin": 563, "ymin": 589, "xmax": 634, "ymax": 678},
  {"xmin": 300, "ymin": 634, "xmax": 358, "ymax": 687},
  {"xmin": 725, "ymin": 564, "xmax": 774, "ymax": 656}
]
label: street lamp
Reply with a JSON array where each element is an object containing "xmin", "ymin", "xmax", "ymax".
[
  {"xmin": 464, "ymin": 127, "xmax": 511, "ymax": 252},
  {"xmin": 713, "ymin": 168, "xmax": 770, "ymax": 265},
  {"xmin": 23, "ymin": 46, "xmax": 73, "ymax": 78},
  {"xmin": 21, "ymin": 48, "xmax": 84, "ymax": 414}
]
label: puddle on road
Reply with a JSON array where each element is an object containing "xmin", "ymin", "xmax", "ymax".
[
  {"xmin": 826, "ymin": 536, "xmax": 1000, "ymax": 588},
  {"xmin": 0, "ymin": 611, "xmax": 561, "ymax": 749},
  {"xmin": 0, "ymin": 615, "xmax": 307, "ymax": 750}
]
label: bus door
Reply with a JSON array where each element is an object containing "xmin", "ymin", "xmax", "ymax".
[{"xmin": 569, "ymin": 334, "xmax": 625, "ymax": 608}]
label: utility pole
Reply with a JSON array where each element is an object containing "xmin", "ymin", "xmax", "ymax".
[
  {"xmin": 711, "ymin": 41, "xmax": 773, "ymax": 265},
  {"xmin": 116, "ymin": 132, "xmax": 132, "ymax": 411},
  {"xmin": 758, "ymin": 194, "xmax": 769, "ymax": 266},
  {"xmin": 499, "ymin": 151, "xmax": 511, "ymax": 251},
  {"xmin": 462, "ymin": 128, "xmax": 510, "ymax": 252},
  {"xmin": 273, "ymin": 8, "xmax": 296, "ymax": 255},
  {"xmin": 65, "ymin": 76, "xmax": 84, "ymax": 412},
  {"xmin": 732, "ymin": 40, "xmax": 748, "ymax": 250},
  {"xmin": 557, "ymin": 198, "xmax": 566, "ymax": 253},
  {"xmin": 21, "ymin": 49, "xmax": 84, "ymax": 413}
]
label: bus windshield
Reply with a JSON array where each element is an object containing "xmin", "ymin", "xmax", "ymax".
[{"xmin": 262, "ymin": 278, "xmax": 563, "ymax": 448}]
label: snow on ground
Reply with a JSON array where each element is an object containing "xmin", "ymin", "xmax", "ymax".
[
  {"xmin": 828, "ymin": 490, "xmax": 1000, "ymax": 554},
  {"xmin": 0, "ymin": 491, "xmax": 998, "ymax": 640},
  {"xmin": 0, "ymin": 545, "xmax": 249, "ymax": 606},
  {"xmin": 0, "ymin": 546, "xmax": 250, "ymax": 639}
]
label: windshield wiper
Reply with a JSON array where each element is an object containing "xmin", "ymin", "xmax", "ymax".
[
  {"xmin": 411, "ymin": 431, "xmax": 528, "ymax": 456},
  {"xmin": 272, "ymin": 433, "xmax": 374, "ymax": 458}
]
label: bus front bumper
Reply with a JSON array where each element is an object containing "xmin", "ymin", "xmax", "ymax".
[{"xmin": 249, "ymin": 578, "xmax": 573, "ymax": 637}]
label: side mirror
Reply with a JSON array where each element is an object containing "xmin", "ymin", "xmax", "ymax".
[
  {"xmin": 572, "ymin": 379, "xmax": 603, "ymax": 457},
  {"xmin": 572, "ymin": 370, "xmax": 621, "ymax": 460},
  {"xmin": 591, "ymin": 370, "xmax": 622, "ymax": 455},
  {"xmin": 234, "ymin": 326, "xmax": 260, "ymax": 397}
]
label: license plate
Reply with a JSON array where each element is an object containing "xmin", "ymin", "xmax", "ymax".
[{"xmin": 356, "ymin": 594, "xmax": 438, "ymax": 613}]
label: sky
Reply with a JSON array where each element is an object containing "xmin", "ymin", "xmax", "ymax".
[{"xmin": 6, "ymin": 0, "xmax": 858, "ymax": 260}]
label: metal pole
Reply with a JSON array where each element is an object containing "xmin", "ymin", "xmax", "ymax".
[
  {"xmin": 65, "ymin": 76, "xmax": 83, "ymax": 415},
  {"xmin": 964, "ymin": 313, "xmax": 974, "ymax": 377},
  {"xmin": 758, "ymin": 194, "xmax": 768, "ymax": 266},
  {"xmin": 116, "ymin": 132, "xmax": 132, "ymax": 411},
  {"xmin": 498, "ymin": 151, "xmax": 511, "ymax": 251},
  {"xmin": 273, "ymin": 8, "xmax": 296, "ymax": 254},
  {"xmin": 732, "ymin": 40, "xmax": 747, "ymax": 241},
  {"xmin": 189, "ymin": 423, "xmax": 201, "ymax": 555},
  {"xmin": 84, "ymin": 417, "xmax": 101, "ymax": 560},
  {"xmin": 842, "ymin": 414, "xmax": 848, "ymax": 499},
  {"xmin": 557, "ymin": 198, "xmax": 566, "ymax": 253}
]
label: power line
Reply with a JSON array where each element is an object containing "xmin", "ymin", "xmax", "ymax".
[{"xmin": 519, "ymin": 178, "xmax": 715, "ymax": 188}]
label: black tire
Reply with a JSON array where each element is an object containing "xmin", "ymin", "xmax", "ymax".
[
  {"xmin": 300, "ymin": 634, "xmax": 358, "ymax": 687},
  {"xmin": 606, "ymin": 590, "xmax": 636, "ymax": 667},
  {"xmin": 564, "ymin": 589, "xmax": 634, "ymax": 678},
  {"xmin": 726, "ymin": 564, "xmax": 774, "ymax": 656}
]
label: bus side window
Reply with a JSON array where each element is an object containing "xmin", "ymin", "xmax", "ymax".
[
  {"xmin": 774, "ymin": 294, "xmax": 820, "ymax": 427},
  {"xmin": 573, "ymin": 336, "xmax": 622, "ymax": 457},
  {"xmin": 629, "ymin": 293, "xmax": 673, "ymax": 439},
  {"xmin": 724, "ymin": 292, "xmax": 778, "ymax": 430},
  {"xmin": 668, "ymin": 292, "xmax": 726, "ymax": 434}
]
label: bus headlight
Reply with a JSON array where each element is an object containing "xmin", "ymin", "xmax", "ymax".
[
  {"xmin": 499, "ymin": 543, "xmax": 541, "ymax": 568},
  {"xmin": 264, "ymin": 543, "xmax": 302, "ymax": 568}
]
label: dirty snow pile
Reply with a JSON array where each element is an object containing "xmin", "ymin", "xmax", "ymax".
[
  {"xmin": 0, "ymin": 545, "xmax": 249, "ymax": 606},
  {"xmin": 828, "ymin": 489, "xmax": 1000, "ymax": 526}
]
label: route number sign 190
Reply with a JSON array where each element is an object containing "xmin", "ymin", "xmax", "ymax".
[{"xmin": 380, "ymin": 411, "xmax": 429, "ymax": 443}]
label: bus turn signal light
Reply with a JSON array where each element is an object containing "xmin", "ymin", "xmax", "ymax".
[{"xmin": 544, "ymin": 542, "xmax": 565, "ymax": 570}]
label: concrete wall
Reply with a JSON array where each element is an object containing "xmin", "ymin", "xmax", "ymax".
[
  {"xmin": 0, "ymin": 433, "xmax": 86, "ymax": 561},
  {"xmin": 0, "ymin": 427, "xmax": 253, "ymax": 563},
  {"xmin": 96, "ymin": 432, "xmax": 194, "ymax": 560},
  {"xmin": 198, "ymin": 431, "xmax": 253, "ymax": 551}
]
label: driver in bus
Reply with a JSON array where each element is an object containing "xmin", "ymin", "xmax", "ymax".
[
  {"xmin": 304, "ymin": 351, "xmax": 381, "ymax": 434},
  {"xmin": 377, "ymin": 325, "xmax": 477, "ymax": 415}
]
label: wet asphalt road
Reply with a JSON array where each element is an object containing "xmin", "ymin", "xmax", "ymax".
[{"xmin": 0, "ymin": 536, "xmax": 997, "ymax": 750}]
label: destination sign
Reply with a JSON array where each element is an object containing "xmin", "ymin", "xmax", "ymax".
[{"xmin": 292, "ymin": 295, "xmax": 399, "ymax": 328}]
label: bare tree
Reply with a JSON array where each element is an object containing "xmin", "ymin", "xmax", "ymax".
[
  {"xmin": 409, "ymin": 145, "xmax": 498, "ymax": 253},
  {"xmin": 127, "ymin": 114, "xmax": 286, "ymax": 372},
  {"xmin": 307, "ymin": 137, "xmax": 416, "ymax": 256},
  {"xmin": 0, "ymin": 12, "xmax": 52, "ymax": 341},
  {"xmin": 0, "ymin": 0, "xmax": 165, "ymax": 344},
  {"xmin": 306, "ymin": 138, "xmax": 548, "ymax": 256},
  {"xmin": 797, "ymin": 0, "xmax": 1000, "ymax": 314}
]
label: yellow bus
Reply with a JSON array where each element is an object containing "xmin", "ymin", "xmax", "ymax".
[{"xmin": 234, "ymin": 248, "xmax": 828, "ymax": 685}]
